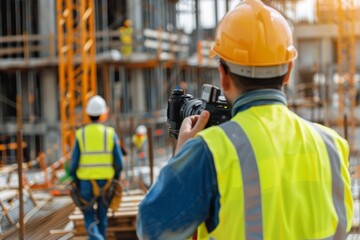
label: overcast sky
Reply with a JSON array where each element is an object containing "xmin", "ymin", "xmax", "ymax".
[{"xmin": 177, "ymin": 0, "xmax": 316, "ymax": 34}]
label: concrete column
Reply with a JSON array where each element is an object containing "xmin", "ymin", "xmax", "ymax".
[
  {"xmin": 40, "ymin": 71, "xmax": 57, "ymax": 125},
  {"xmin": 38, "ymin": 0, "xmax": 56, "ymax": 124},
  {"xmin": 38, "ymin": 0, "xmax": 56, "ymax": 57},
  {"xmin": 320, "ymin": 38, "xmax": 333, "ymax": 73},
  {"xmin": 130, "ymin": 69, "xmax": 145, "ymax": 115},
  {"xmin": 40, "ymin": 70, "xmax": 60, "ymax": 162},
  {"xmin": 0, "ymin": 75, "xmax": 3, "ymax": 125},
  {"xmin": 320, "ymin": 38, "xmax": 335, "ymax": 112},
  {"xmin": 38, "ymin": 0, "xmax": 55, "ymax": 34},
  {"xmin": 38, "ymin": 1, "xmax": 58, "ymax": 161},
  {"xmin": 127, "ymin": 0, "xmax": 142, "ymax": 30},
  {"xmin": 127, "ymin": 0, "xmax": 142, "ymax": 52}
]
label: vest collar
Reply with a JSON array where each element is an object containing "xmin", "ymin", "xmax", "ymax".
[{"xmin": 231, "ymin": 89, "xmax": 287, "ymax": 116}]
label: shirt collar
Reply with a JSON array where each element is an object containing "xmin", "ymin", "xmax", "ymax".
[{"xmin": 231, "ymin": 89, "xmax": 287, "ymax": 116}]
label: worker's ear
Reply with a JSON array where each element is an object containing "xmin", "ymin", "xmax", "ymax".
[
  {"xmin": 283, "ymin": 62, "xmax": 293, "ymax": 85},
  {"xmin": 219, "ymin": 64, "xmax": 231, "ymax": 91}
]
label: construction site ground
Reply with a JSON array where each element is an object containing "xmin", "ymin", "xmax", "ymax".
[{"xmin": 2, "ymin": 112, "xmax": 360, "ymax": 239}]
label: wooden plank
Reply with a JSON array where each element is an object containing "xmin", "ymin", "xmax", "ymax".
[
  {"xmin": 125, "ymin": 60, "xmax": 159, "ymax": 69},
  {"xmin": 119, "ymin": 202, "xmax": 140, "ymax": 207},
  {"xmin": 120, "ymin": 195, "xmax": 144, "ymax": 202},
  {"xmin": 72, "ymin": 205, "xmax": 138, "ymax": 216},
  {"xmin": 70, "ymin": 190, "xmax": 144, "ymax": 238},
  {"xmin": 0, "ymin": 190, "xmax": 18, "ymax": 201},
  {"xmin": 126, "ymin": 189, "xmax": 146, "ymax": 195},
  {"xmin": 143, "ymin": 28, "xmax": 190, "ymax": 44},
  {"xmin": 70, "ymin": 210, "xmax": 138, "ymax": 220},
  {"xmin": 144, "ymin": 40, "xmax": 189, "ymax": 53},
  {"xmin": 49, "ymin": 229, "xmax": 75, "ymax": 235}
]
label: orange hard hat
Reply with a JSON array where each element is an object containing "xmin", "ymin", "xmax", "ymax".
[
  {"xmin": 124, "ymin": 19, "xmax": 132, "ymax": 28},
  {"xmin": 210, "ymin": 0, "xmax": 297, "ymax": 68}
]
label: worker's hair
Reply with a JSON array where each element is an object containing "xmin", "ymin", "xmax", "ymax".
[
  {"xmin": 90, "ymin": 116, "xmax": 100, "ymax": 121},
  {"xmin": 219, "ymin": 60, "xmax": 285, "ymax": 91}
]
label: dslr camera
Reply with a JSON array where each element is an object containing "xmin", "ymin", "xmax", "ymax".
[{"xmin": 167, "ymin": 84, "xmax": 231, "ymax": 139}]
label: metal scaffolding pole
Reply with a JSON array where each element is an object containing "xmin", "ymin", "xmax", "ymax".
[
  {"xmin": 28, "ymin": 70, "xmax": 36, "ymax": 160},
  {"xmin": 25, "ymin": 0, "xmax": 32, "ymax": 58},
  {"xmin": 337, "ymin": 0, "xmax": 356, "ymax": 146},
  {"xmin": 6, "ymin": 1, "xmax": 11, "ymax": 35},
  {"xmin": 195, "ymin": 0, "xmax": 200, "ymax": 43},
  {"xmin": 109, "ymin": 65, "xmax": 115, "ymax": 125},
  {"xmin": 0, "ymin": 75, "xmax": 3, "ymax": 124},
  {"xmin": 16, "ymin": 70, "xmax": 25, "ymax": 238},
  {"xmin": 15, "ymin": 0, "xmax": 21, "ymax": 58},
  {"xmin": 214, "ymin": 0, "xmax": 219, "ymax": 24},
  {"xmin": 102, "ymin": 0, "xmax": 109, "ymax": 51},
  {"xmin": 16, "ymin": 71, "xmax": 23, "ymax": 130}
]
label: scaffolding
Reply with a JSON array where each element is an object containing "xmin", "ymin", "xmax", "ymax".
[
  {"xmin": 336, "ymin": 0, "xmax": 356, "ymax": 146},
  {"xmin": 56, "ymin": 0, "xmax": 98, "ymax": 156}
]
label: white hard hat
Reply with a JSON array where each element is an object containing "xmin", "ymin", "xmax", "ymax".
[
  {"xmin": 136, "ymin": 125, "xmax": 147, "ymax": 135},
  {"xmin": 86, "ymin": 95, "xmax": 107, "ymax": 116}
]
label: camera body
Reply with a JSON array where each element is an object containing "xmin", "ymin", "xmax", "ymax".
[{"xmin": 167, "ymin": 84, "xmax": 231, "ymax": 139}]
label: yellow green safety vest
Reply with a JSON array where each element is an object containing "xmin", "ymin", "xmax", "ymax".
[
  {"xmin": 119, "ymin": 27, "xmax": 133, "ymax": 44},
  {"xmin": 132, "ymin": 134, "xmax": 147, "ymax": 150},
  {"xmin": 197, "ymin": 104, "xmax": 353, "ymax": 240},
  {"xmin": 119, "ymin": 26, "xmax": 133, "ymax": 56},
  {"xmin": 76, "ymin": 123, "xmax": 115, "ymax": 180}
]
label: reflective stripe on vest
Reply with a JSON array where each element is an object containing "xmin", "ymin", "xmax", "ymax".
[
  {"xmin": 221, "ymin": 121, "xmax": 263, "ymax": 239},
  {"xmin": 81, "ymin": 125, "xmax": 111, "ymax": 153},
  {"xmin": 308, "ymin": 122, "xmax": 347, "ymax": 239},
  {"xmin": 76, "ymin": 124, "xmax": 115, "ymax": 180}
]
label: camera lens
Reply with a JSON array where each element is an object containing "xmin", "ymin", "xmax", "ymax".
[{"xmin": 180, "ymin": 99, "xmax": 203, "ymax": 120}]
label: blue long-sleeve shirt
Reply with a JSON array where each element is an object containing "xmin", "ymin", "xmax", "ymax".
[
  {"xmin": 70, "ymin": 129, "xmax": 123, "ymax": 180},
  {"xmin": 136, "ymin": 89, "xmax": 288, "ymax": 240}
]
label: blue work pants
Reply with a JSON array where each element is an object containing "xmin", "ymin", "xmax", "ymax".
[{"xmin": 79, "ymin": 179, "xmax": 109, "ymax": 240}]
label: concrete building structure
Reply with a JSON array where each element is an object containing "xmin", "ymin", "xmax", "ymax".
[{"xmin": 0, "ymin": 0, "xmax": 360, "ymax": 165}]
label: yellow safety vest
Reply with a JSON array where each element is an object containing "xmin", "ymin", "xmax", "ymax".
[
  {"xmin": 119, "ymin": 27, "xmax": 133, "ymax": 44},
  {"xmin": 76, "ymin": 123, "xmax": 115, "ymax": 180},
  {"xmin": 132, "ymin": 134, "xmax": 147, "ymax": 150},
  {"xmin": 119, "ymin": 26, "xmax": 133, "ymax": 56},
  {"xmin": 197, "ymin": 104, "xmax": 353, "ymax": 240}
]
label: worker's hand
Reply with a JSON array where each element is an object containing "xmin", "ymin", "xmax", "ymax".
[{"xmin": 175, "ymin": 110, "xmax": 210, "ymax": 155}]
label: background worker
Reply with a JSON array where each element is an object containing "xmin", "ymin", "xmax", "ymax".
[
  {"xmin": 136, "ymin": 0, "xmax": 353, "ymax": 239},
  {"xmin": 119, "ymin": 18, "xmax": 133, "ymax": 57},
  {"xmin": 70, "ymin": 95, "xmax": 123, "ymax": 240},
  {"xmin": 132, "ymin": 125, "xmax": 148, "ymax": 166}
]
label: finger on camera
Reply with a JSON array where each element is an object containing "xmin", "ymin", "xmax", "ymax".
[
  {"xmin": 194, "ymin": 111, "xmax": 210, "ymax": 130},
  {"xmin": 180, "ymin": 116, "xmax": 197, "ymax": 132}
]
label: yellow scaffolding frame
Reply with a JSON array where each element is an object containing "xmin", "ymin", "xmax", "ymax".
[{"xmin": 56, "ymin": 0, "xmax": 97, "ymax": 156}]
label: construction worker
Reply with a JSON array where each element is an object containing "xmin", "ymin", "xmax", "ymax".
[
  {"xmin": 132, "ymin": 125, "xmax": 148, "ymax": 165},
  {"xmin": 137, "ymin": 0, "xmax": 353, "ymax": 239},
  {"xmin": 119, "ymin": 18, "xmax": 133, "ymax": 57},
  {"xmin": 70, "ymin": 95, "xmax": 123, "ymax": 240}
]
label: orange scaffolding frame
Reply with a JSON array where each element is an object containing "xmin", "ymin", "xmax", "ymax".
[
  {"xmin": 56, "ymin": 0, "xmax": 97, "ymax": 157},
  {"xmin": 337, "ymin": 0, "xmax": 356, "ymax": 146}
]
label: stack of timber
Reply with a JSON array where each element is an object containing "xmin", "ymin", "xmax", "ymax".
[
  {"xmin": 69, "ymin": 189, "xmax": 145, "ymax": 240},
  {"xmin": 0, "ymin": 189, "xmax": 36, "ymax": 236},
  {"xmin": 1, "ymin": 194, "xmax": 74, "ymax": 240}
]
